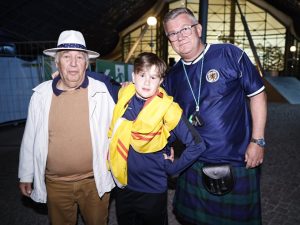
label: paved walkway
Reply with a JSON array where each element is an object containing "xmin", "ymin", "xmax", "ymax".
[{"xmin": 0, "ymin": 103, "xmax": 300, "ymax": 225}]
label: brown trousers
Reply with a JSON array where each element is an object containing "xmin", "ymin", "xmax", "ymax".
[{"xmin": 46, "ymin": 177, "xmax": 110, "ymax": 225}]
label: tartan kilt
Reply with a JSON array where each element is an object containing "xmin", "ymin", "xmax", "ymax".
[{"xmin": 173, "ymin": 161, "xmax": 262, "ymax": 225}]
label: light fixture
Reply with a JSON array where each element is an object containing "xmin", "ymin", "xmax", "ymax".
[
  {"xmin": 147, "ymin": 16, "xmax": 157, "ymax": 26},
  {"xmin": 146, "ymin": 16, "xmax": 157, "ymax": 53},
  {"xmin": 290, "ymin": 45, "xmax": 296, "ymax": 52}
]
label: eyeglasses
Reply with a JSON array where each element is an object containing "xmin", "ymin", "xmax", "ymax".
[{"xmin": 167, "ymin": 24, "xmax": 198, "ymax": 42}]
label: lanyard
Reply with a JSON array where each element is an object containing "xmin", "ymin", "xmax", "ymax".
[{"xmin": 181, "ymin": 54, "xmax": 204, "ymax": 112}]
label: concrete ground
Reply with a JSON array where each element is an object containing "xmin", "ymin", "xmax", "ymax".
[{"xmin": 0, "ymin": 102, "xmax": 300, "ymax": 225}]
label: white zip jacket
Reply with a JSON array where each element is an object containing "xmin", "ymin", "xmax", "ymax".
[{"xmin": 18, "ymin": 76, "xmax": 116, "ymax": 203}]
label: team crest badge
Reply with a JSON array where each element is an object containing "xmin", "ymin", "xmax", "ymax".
[{"xmin": 206, "ymin": 69, "xmax": 219, "ymax": 83}]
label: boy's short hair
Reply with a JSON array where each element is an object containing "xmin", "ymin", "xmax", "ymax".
[{"xmin": 133, "ymin": 52, "xmax": 167, "ymax": 78}]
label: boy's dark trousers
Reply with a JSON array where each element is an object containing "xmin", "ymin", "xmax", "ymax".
[{"xmin": 115, "ymin": 187, "xmax": 168, "ymax": 225}]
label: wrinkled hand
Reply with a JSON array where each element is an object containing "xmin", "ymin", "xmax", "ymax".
[
  {"xmin": 51, "ymin": 71, "xmax": 59, "ymax": 79},
  {"xmin": 120, "ymin": 81, "xmax": 132, "ymax": 87},
  {"xmin": 19, "ymin": 182, "xmax": 33, "ymax": 197},
  {"xmin": 163, "ymin": 147, "xmax": 174, "ymax": 162},
  {"xmin": 245, "ymin": 143, "xmax": 265, "ymax": 168}
]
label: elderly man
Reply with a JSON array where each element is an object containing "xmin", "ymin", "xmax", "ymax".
[{"xmin": 18, "ymin": 30, "xmax": 119, "ymax": 225}]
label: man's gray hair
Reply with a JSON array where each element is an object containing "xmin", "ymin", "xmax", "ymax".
[
  {"xmin": 54, "ymin": 50, "xmax": 89, "ymax": 64},
  {"xmin": 163, "ymin": 7, "xmax": 198, "ymax": 25}
]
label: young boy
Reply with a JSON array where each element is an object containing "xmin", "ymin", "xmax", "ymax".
[{"xmin": 108, "ymin": 52, "xmax": 206, "ymax": 225}]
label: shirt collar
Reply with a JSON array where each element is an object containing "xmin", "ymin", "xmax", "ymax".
[
  {"xmin": 52, "ymin": 73, "xmax": 89, "ymax": 96},
  {"xmin": 181, "ymin": 43, "xmax": 210, "ymax": 65}
]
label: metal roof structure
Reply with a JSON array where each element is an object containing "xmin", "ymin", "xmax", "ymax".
[{"xmin": 0, "ymin": 0, "xmax": 299, "ymax": 57}]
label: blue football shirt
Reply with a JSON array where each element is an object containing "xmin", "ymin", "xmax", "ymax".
[{"xmin": 163, "ymin": 43, "xmax": 265, "ymax": 166}]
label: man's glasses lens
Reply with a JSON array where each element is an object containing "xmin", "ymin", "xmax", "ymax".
[{"xmin": 168, "ymin": 24, "xmax": 197, "ymax": 42}]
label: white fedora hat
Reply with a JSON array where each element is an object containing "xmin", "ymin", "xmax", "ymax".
[{"xmin": 43, "ymin": 30, "xmax": 100, "ymax": 58}]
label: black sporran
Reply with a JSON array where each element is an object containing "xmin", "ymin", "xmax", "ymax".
[{"xmin": 202, "ymin": 163, "xmax": 234, "ymax": 196}]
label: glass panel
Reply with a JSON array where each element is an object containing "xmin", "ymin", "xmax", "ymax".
[
  {"xmin": 123, "ymin": 24, "xmax": 157, "ymax": 63},
  {"xmin": 122, "ymin": 0, "xmax": 289, "ymax": 72},
  {"xmin": 167, "ymin": 0, "xmax": 287, "ymax": 72}
]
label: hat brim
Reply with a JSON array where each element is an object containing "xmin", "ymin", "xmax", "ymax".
[{"xmin": 43, "ymin": 47, "xmax": 100, "ymax": 59}]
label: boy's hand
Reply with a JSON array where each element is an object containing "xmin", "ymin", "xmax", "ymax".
[{"xmin": 163, "ymin": 147, "xmax": 174, "ymax": 162}]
